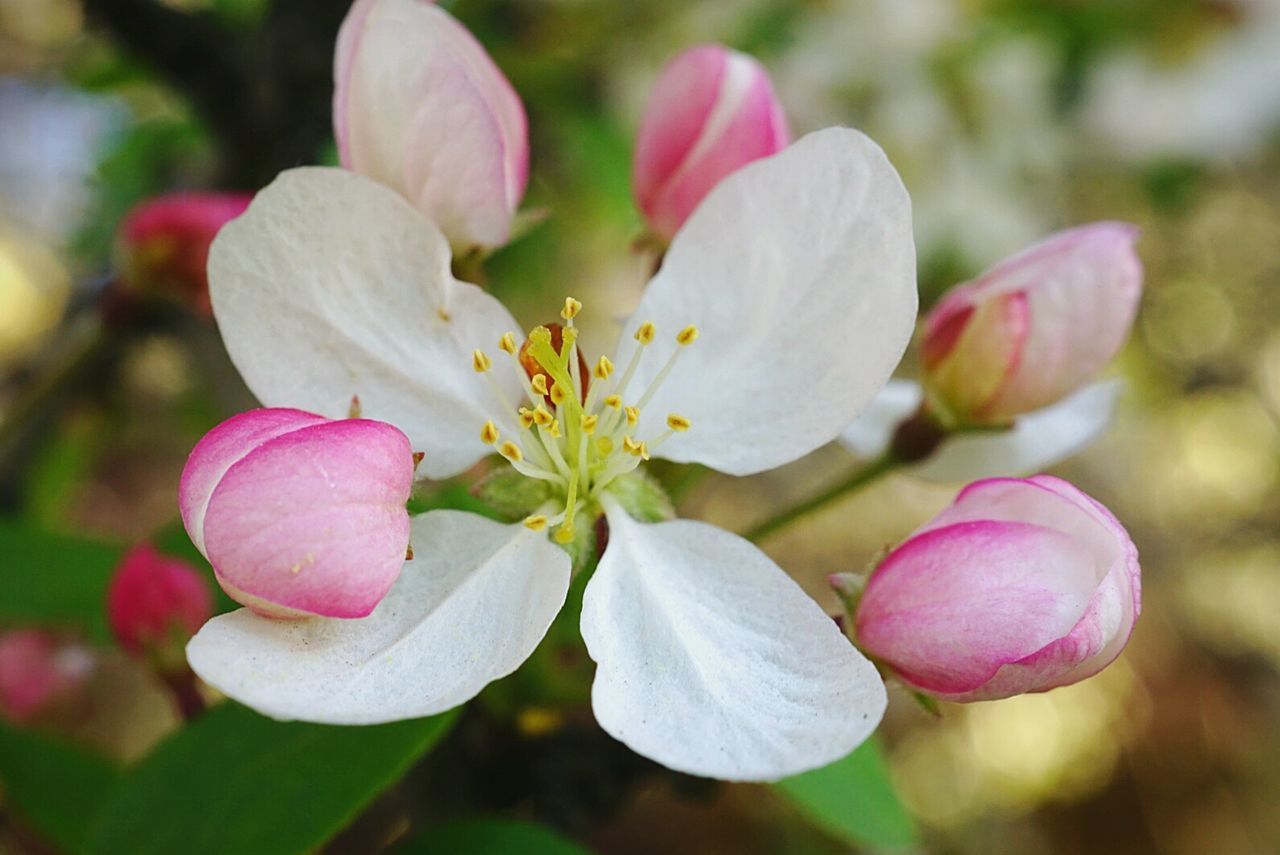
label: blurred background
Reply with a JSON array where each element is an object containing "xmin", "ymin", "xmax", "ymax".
[{"xmin": 2, "ymin": 0, "xmax": 1279, "ymax": 853}]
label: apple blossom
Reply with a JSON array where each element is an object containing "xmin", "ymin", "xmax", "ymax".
[
  {"xmin": 0, "ymin": 629, "xmax": 93, "ymax": 723},
  {"xmin": 179, "ymin": 408, "xmax": 415, "ymax": 620},
  {"xmin": 855, "ymin": 475, "xmax": 1141, "ymax": 702},
  {"xmin": 633, "ymin": 43, "xmax": 789, "ymax": 242},
  {"xmin": 191, "ymin": 127, "xmax": 917, "ymax": 781},
  {"xmin": 920, "ymin": 222, "xmax": 1142, "ymax": 426},
  {"xmin": 333, "ymin": 0, "xmax": 528, "ymax": 252},
  {"xmin": 107, "ymin": 544, "xmax": 214, "ymax": 657},
  {"xmin": 117, "ymin": 192, "xmax": 252, "ymax": 315}
]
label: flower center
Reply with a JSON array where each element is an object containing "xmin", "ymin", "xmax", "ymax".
[{"xmin": 473, "ymin": 297, "xmax": 696, "ymax": 545}]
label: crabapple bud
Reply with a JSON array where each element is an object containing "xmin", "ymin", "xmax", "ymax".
[
  {"xmin": 855, "ymin": 475, "xmax": 1141, "ymax": 702},
  {"xmin": 333, "ymin": 0, "xmax": 528, "ymax": 251},
  {"xmin": 179, "ymin": 408, "xmax": 415, "ymax": 619},
  {"xmin": 633, "ymin": 43, "xmax": 789, "ymax": 242},
  {"xmin": 920, "ymin": 223, "xmax": 1142, "ymax": 425}
]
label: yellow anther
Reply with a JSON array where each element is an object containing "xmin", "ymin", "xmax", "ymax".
[
  {"xmin": 532, "ymin": 405, "xmax": 553, "ymax": 427},
  {"xmin": 560, "ymin": 297, "xmax": 582, "ymax": 320},
  {"xmin": 639, "ymin": 441, "xmax": 650, "ymax": 460},
  {"xmin": 580, "ymin": 414, "xmax": 598, "ymax": 435},
  {"xmin": 634, "ymin": 321, "xmax": 656, "ymax": 344},
  {"xmin": 529, "ymin": 326, "xmax": 552, "ymax": 345},
  {"xmin": 594, "ymin": 355, "xmax": 614, "ymax": 380},
  {"xmin": 666, "ymin": 413, "xmax": 691, "ymax": 432},
  {"xmin": 625, "ymin": 406, "xmax": 640, "ymax": 427},
  {"xmin": 596, "ymin": 436, "xmax": 615, "ymax": 456},
  {"xmin": 603, "ymin": 394, "xmax": 622, "ymax": 410},
  {"xmin": 531, "ymin": 374, "xmax": 549, "ymax": 396},
  {"xmin": 623, "ymin": 436, "xmax": 644, "ymax": 457},
  {"xmin": 547, "ymin": 419, "xmax": 562, "ymax": 439},
  {"xmin": 676, "ymin": 325, "xmax": 699, "ymax": 346},
  {"xmin": 554, "ymin": 525, "xmax": 575, "ymax": 545},
  {"xmin": 498, "ymin": 332, "xmax": 517, "ymax": 354},
  {"xmin": 524, "ymin": 515, "xmax": 548, "ymax": 531},
  {"xmin": 518, "ymin": 408, "xmax": 536, "ymax": 429},
  {"xmin": 499, "ymin": 441, "xmax": 523, "ymax": 462},
  {"xmin": 480, "ymin": 420, "xmax": 500, "ymax": 444},
  {"xmin": 561, "ymin": 326, "xmax": 578, "ymax": 346},
  {"xmin": 549, "ymin": 382, "xmax": 568, "ymax": 406},
  {"xmin": 472, "ymin": 349, "xmax": 492, "ymax": 373},
  {"xmin": 348, "ymin": 395, "xmax": 362, "ymax": 419}
]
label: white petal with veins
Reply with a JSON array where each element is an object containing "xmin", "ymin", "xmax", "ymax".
[
  {"xmin": 208, "ymin": 167, "xmax": 522, "ymax": 478},
  {"xmin": 186, "ymin": 511, "xmax": 570, "ymax": 724},
  {"xmin": 615, "ymin": 127, "xmax": 917, "ymax": 476},
  {"xmin": 580, "ymin": 501, "xmax": 886, "ymax": 781}
]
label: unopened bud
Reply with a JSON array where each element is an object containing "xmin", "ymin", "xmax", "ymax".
[
  {"xmin": 633, "ymin": 44, "xmax": 788, "ymax": 242},
  {"xmin": 179, "ymin": 408, "xmax": 413, "ymax": 619}
]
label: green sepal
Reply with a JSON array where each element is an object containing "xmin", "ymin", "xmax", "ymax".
[
  {"xmin": 559, "ymin": 510, "xmax": 599, "ymax": 576},
  {"xmin": 604, "ymin": 469, "xmax": 675, "ymax": 523},
  {"xmin": 472, "ymin": 465, "xmax": 554, "ymax": 521}
]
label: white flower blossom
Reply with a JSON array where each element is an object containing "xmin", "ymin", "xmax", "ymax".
[{"xmin": 188, "ymin": 128, "xmax": 918, "ymax": 781}]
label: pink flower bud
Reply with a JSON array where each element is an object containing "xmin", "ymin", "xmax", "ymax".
[
  {"xmin": 333, "ymin": 0, "xmax": 528, "ymax": 251},
  {"xmin": 0, "ymin": 630, "xmax": 94, "ymax": 724},
  {"xmin": 117, "ymin": 192, "xmax": 253, "ymax": 315},
  {"xmin": 179, "ymin": 408, "xmax": 415, "ymax": 619},
  {"xmin": 106, "ymin": 544, "xmax": 213, "ymax": 656},
  {"xmin": 920, "ymin": 223, "xmax": 1143, "ymax": 425},
  {"xmin": 855, "ymin": 475, "xmax": 1140, "ymax": 702},
  {"xmin": 633, "ymin": 44, "xmax": 789, "ymax": 242}
]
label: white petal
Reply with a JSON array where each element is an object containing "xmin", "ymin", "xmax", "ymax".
[
  {"xmin": 835, "ymin": 380, "xmax": 922, "ymax": 458},
  {"xmin": 616, "ymin": 127, "xmax": 917, "ymax": 476},
  {"xmin": 913, "ymin": 381, "xmax": 1120, "ymax": 482},
  {"xmin": 186, "ymin": 511, "xmax": 570, "ymax": 724},
  {"xmin": 208, "ymin": 167, "xmax": 522, "ymax": 478},
  {"xmin": 580, "ymin": 500, "xmax": 886, "ymax": 781},
  {"xmin": 837, "ymin": 380, "xmax": 1120, "ymax": 482}
]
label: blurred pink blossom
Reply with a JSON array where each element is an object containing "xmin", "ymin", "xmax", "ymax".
[
  {"xmin": 117, "ymin": 192, "xmax": 252, "ymax": 315},
  {"xmin": 107, "ymin": 544, "xmax": 213, "ymax": 656},
  {"xmin": 0, "ymin": 630, "xmax": 93, "ymax": 723}
]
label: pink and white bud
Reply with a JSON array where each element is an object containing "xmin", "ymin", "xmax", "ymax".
[
  {"xmin": 179, "ymin": 408, "xmax": 415, "ymax": 620},
  {"xmin": 0, "ymin": 630, "xmax": 94, "ymax": 724},
  {"xmin": 107, "ymin": 544, "xmax": 213, "ymax": 656},
  {"xmin": 117, "ymin": 192, "xmax": 253, "ymax": 315},
  {"xmin": 333, "ymin": 0, "xmax": 528, "ymax": 252},
  {"xmin": 633, "ymin": 43, "xmax": 790, "ymax": 242},
  {"xmin": 920, "ymin": 223, "xmax": 1143, "ymax": 426},
  {"xmin": 855, "ymin": 475, "xmax": 1141, "ymax": 702}
]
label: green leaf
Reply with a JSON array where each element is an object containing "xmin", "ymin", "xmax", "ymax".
[
  {"xmin": 394, "ymin": 818, "xmax": 592, "ymax": 855},
  {"xmin": 774, "ymin": 740, "xmax": 916, "ymax": 850},
  {"xmin": 0, "ymin": 721, "xmax": 121, "ymax": 854},
  {"xmin": 0, "ymin": 519, "xmax": 120, "ymax": 643},
  {"xmin": 86, "ymin": 703, "xmax": 457, "ymax": 855}
]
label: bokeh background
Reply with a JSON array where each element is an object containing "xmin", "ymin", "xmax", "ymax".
[{"xmin": 2, "ymin": 0, "xmax": 1279, "ymax": 853}]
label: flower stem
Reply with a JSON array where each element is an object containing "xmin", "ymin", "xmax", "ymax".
[{"xmin": 744, "ymin": 450, "xmax": 900, "ymax": 543}]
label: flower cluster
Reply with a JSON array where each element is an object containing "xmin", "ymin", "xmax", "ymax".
[{"xmin": 164, "ymin": 0, "xmax": 1145, "ymax": 783}]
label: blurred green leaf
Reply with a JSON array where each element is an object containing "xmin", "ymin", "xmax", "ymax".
[
  {"xmin": 394, "ymin": 817, "xmax": 592, "ymax": 855},
  {"xmin": 86, "ymin": 704, "xmax": 457, "ymax": 855},
  {"xmin": 774, "ymin": 739, "xmax": 916, "ymax": 850},
  {"xmin": 0, "ymin": 722, "xmax": 121, "ymax": 854},
  {"xmin": 0, "ymin": 519, "xmax": 119, "ymax": 643}
]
